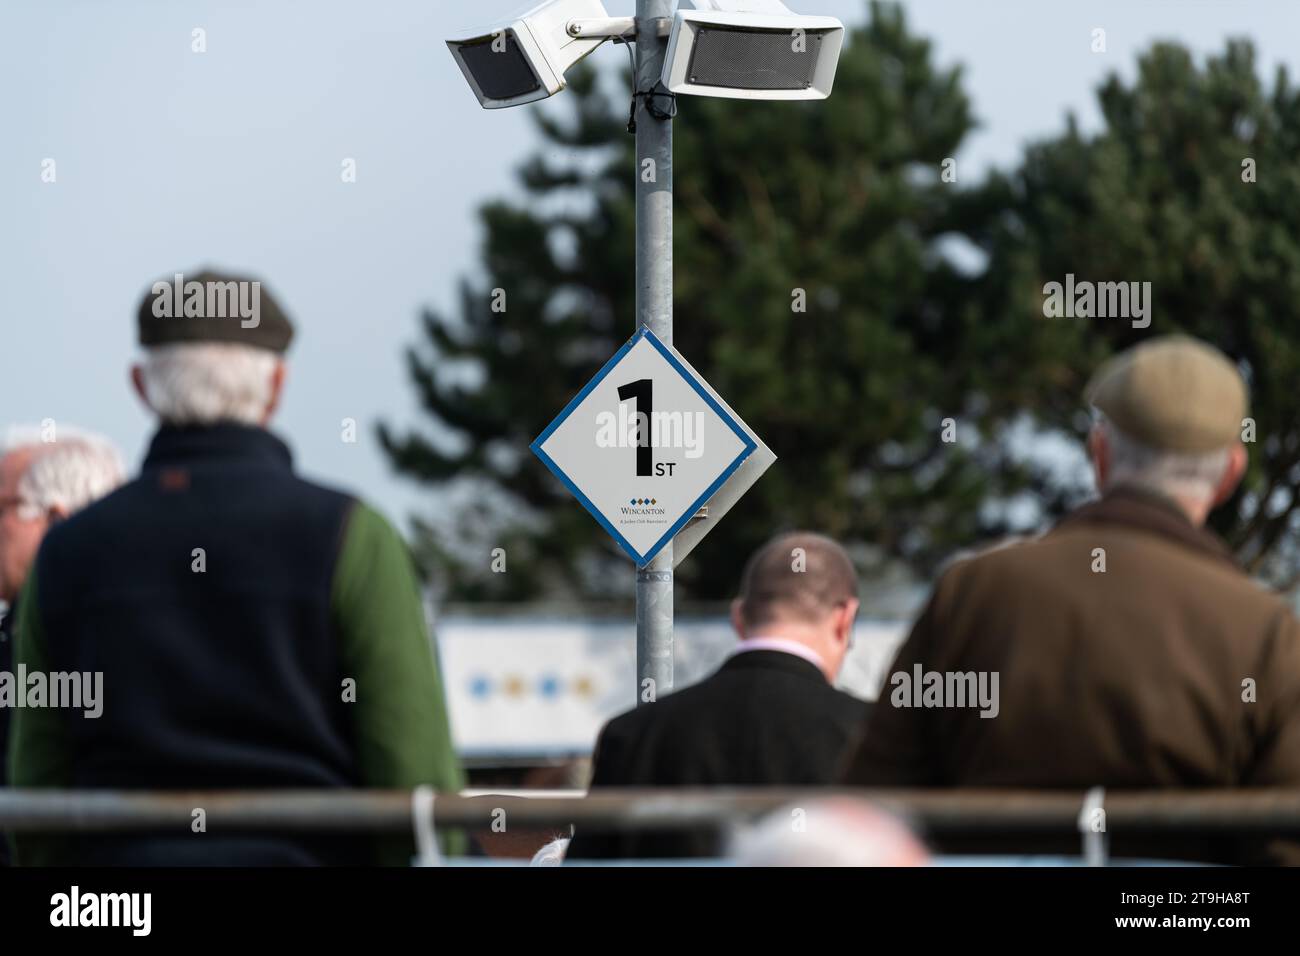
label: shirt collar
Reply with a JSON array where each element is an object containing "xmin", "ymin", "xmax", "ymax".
[{"xmin": 729, "ymin": 635, "xmax": 827, "ymax": 673}]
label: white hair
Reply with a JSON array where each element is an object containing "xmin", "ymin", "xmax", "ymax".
[
  {"xmin": 139, "ymin": 342, "xmax": 280, "ymax": 427},
  {"xmin": 3, "ymin": 424, "xmax": 126, "ymax": 520},
  {"xmin": 1098, "ymin": 417, "xmax": 1233, "ymax": 503},
  {"xmin": 729, "ymin": 799, "xmax": 929, "ymax": 867}
]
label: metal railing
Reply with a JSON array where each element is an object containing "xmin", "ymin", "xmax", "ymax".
[{"xmin": 3, "ymin": 788, "xmax": 1300, "ymax": 835}]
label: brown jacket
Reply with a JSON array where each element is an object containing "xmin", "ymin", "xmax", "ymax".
[{"xmin": 842, "ymin": 487, "xmax": 1300, "ymax": 863}]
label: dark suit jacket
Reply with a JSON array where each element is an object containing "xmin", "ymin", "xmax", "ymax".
[{"xmin": 567, "ymin": 649, "xmax": 871, "ymax": 860}]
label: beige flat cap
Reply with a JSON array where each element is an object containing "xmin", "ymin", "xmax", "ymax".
[{"xmin": 1086, "ymin": 335, "xmax": 1248, "ymax": 453}]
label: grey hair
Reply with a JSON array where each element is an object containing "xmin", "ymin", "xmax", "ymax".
[
  {"xmin": 1096, "ymin": 417, "xmax": 1233, "ymax": 503},
  {"xmin": 3, "ymin": 424, "xmax": 126, "ymax": 520},
  {"xmin": 139, "ymin": 342, "xmax": 280, "ymax": 426}
]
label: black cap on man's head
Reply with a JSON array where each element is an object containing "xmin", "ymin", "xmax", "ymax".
[{"xmin": 137, "ymin": 269, "xmax": 295, "ymax": 354}]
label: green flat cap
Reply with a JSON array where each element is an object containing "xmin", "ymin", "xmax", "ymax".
[
  {"xmin": 1086, "ymin": 334, "xmax": 1248, "ymax": 453},
  {"xmin": 138, "ymin": 269, "xmax": 295, "ymax": 353}
]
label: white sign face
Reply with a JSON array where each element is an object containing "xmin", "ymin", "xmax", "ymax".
[{"xmin": 531, "ymin": 327, "xmax": 759, "ymax": 566}]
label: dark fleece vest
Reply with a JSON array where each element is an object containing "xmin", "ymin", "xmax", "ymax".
[{"xmin": 36, "ymin": 424, "xmax": 362, "ymax": 864}]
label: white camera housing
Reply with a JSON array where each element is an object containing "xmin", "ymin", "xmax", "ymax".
[
  {"xmin": 447, "ymin": 0, "xmax": 615, "ymax": 110},
  {"xmin": 663, "ymin": 0, "xmax": 844, "ymax": 101}
]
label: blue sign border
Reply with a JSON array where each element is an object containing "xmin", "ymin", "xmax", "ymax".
[{"xmin": 530, "ymin": 327, "xmax": 758, "ymax": 568}]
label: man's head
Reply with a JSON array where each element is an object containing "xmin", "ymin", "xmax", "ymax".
[
  {"xmin": 131, "ymin": 270, "xmax": 294, "ymax": 427},
  {"xmin": 730, "ymin": 531, "xmax": 860, "ymax": 680},
  {"xmin": 0, "ymin": 426, "xmax": 125, "ymax": 603},
  {"xmin": 1085, "ymin": 335, "xmax": 1249, "ymax": 526}
]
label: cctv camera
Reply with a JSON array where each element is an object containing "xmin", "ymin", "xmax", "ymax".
[
  {"xmin": 447, "ymin": 0, "xmax": 620, "ymax": 110},
  {"xmin": 662, "ymin": 0, "xmax": 845, "ymax": 101}
]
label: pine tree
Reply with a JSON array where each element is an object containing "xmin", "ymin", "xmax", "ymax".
[
  {"xmin": 380, "ymin": 2, "xmax": 1045, "ymax": 600},
  {"xmin": 975, "ymin": 39, "xmax": 1300, "ymax": 586}
]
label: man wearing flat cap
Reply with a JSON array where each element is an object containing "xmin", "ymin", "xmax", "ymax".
[
  {"xmin": 8, "ymin": 270, "xmax": 463, "ymax": 866},
  {"xmin": 842, "ymin": 334, "xmax": 1300, "ymax": 864}
]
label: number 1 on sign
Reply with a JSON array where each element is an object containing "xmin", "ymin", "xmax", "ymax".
[{"xmin": 617, "ymin": 378, "xmax": 653, "ymax": 477}]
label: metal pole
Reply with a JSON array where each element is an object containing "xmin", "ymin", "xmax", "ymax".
[{"xmin": 634, "ymin": 0, "xmax": 674, "ymax": 705}]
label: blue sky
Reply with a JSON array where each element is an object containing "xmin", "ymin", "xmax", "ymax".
[{"xmin": 3, "ymin": 0, "xmax": 1297, "ymax": 535}]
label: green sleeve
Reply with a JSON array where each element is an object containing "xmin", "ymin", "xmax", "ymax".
[
  {"xmin": 8, "ymin": 565, "xmax": 74, "ymax": 866},
  {"xmin": 331, "ymin": 501, "xmax": 465, "ymax": 865}
]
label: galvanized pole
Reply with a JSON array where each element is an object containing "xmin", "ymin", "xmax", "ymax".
[{"xmin": 634, "ymin": 0, "xmax": 674, "ymax": 705}]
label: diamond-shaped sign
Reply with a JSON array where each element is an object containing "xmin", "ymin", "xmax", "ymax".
[{"xmin": 531, "ymin": 327, "xmax": 763, "ymax": 567}]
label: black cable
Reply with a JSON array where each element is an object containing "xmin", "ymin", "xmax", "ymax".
[
  {"xmin": 618, "ymin": 36, "xmax": 676, "ymax": 134},
  {"xmin": 627, "ymin": 86, "xmax": 677, "ymax": 134},
  {"xmin": 619, "ymin": 34, "xmax": 636, "ymax": 80}
]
